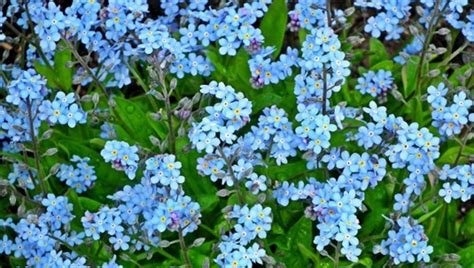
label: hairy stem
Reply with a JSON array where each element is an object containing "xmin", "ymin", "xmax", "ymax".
[
  {"xmin": 61, "ymin": 36, "xmax": 108, "ymax": 96},
  {"xmin": 454, "ymin": 126, "xmax": 472, "ymax": 166},
  {"xmin": 334, "ymin": 242, "xmax": 340, "ymax": 267},
  {"xmin": 25, "ymin": 99, "xmax": 47, "ymax": 196},
  {"xmin": 322, "ymin": 64, "xmax": 328, "ymax": 115},
  {"xmin": 178, "ymin": 228, "xmax": 193, "ymax": 267},
  {"xmin": 414, "ymin": 0, "xmax": 444, "ymax": 98},
  {"xmin": 217, "ymin": 146, "xmax": 245, "ymax": 204}
]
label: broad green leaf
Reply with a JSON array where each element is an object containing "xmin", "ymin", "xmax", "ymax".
[
  {"xmin": 274, "ymin": 216, "xmax": 313, "ymax": 267},
  {"xmin": 459, "ymin": 245, "xmax": 474, "ymax": 267},
  {"xmin": 54, "ymin": 41, "xmax": 73, "ymax": 90},
  {"xmin": 176, "ymin": 137, "xmax": 219, "ymax": 213},
  {"xmin": 34, "ymin": 61, "xmax": 59, "ymax": 89},
  {"xmin": 370, "ymin": 60, "xmax": 394, "ymax": 71},
  {"xmin": 437, "ymin": 143, "xmax": 474, "ymax": 164},
  {"xmin": 79, "ymin": 197, "xmax": 103, "ymax": 211},
  {"xmin": 113, "ymin": 96, "xmax": 159, "ymax": 147},
  {"xmin": 252, "ymin": 93, "xmax": 283, "ymax": 114},
  {"xmin": 401, "ymin": 56, "xmax": 420, "ymax": 97},
  {"xmin": 369, "ymin": 38, "xmax": 389, "ymax": 65},
  {"xmin": 34, "ymin": 41, "xmax": 73, "ymax": 91},
  {"xmin": 448, "ymin": 63, "xmax": 474, "ymax": 87},
  {"xmin": 260, "ymin": 0, "xmax": 288, "ymax": 58}
]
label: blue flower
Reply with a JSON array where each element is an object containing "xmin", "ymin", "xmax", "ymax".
[{"xmin": 101, "ymin": 140, "xmax": 139, "ymax": 179}]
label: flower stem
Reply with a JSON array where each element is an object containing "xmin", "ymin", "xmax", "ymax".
[
  {"xmin": 322, "ymin": 64, "xmax": 328, "ymax": 115},
  {"xmin": 61, "ymin": 36, "xmax": 108, "ymax": 96},
  {"xmin": 25, "ymin": 99, "xmax": 48, "ymax": 196},
  {"xmin": 178, "ymin": 228, "xmax": 193, "ymax": 267},
  {"xmin": 414, "ymin": 0, "xmax": 445, "ymax": 98},
  {"xmin": 334, "ymin": 242, "xmax": 340, "ymax": 267},
  {"xmin": 217, "ymin": 146, "xmax": 245, "ymax": 205},
  {"xmin": 454, "ymin": 126, "xmax": 471, "ymax": 166}
]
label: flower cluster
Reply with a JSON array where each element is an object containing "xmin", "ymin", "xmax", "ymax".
[
  {"xmin": 0, "ymin": 194, "xmax": 87, "ymax": 266},
  {"xmin": 193, "ymin": 82, "xmax": 274, "ymax": 195},
  {"xmin": 287, "ymin": 0, "xmax": 347, "ymax": 32},
  {"xmin": 427, "ymin": 83, "xmax": 473, "ymax": 137},
  {"xmin": 243, "ymin": 105, "xmax": 298, "ymax": 165},
  {"xmin": 300, "ymin": 27, "xmax": 350, "ymax": 94},
  {"xmin": 353, "ymin": 102, "xmax": 440, "ymax": 212},
  {"xmin": 5, "ymin": 69, "xmax": 48, "ymax": 106},
  {"xmin": 356, "ymin": 70, "xmax": 394, "ymax": 99},
  {"xmin": 356, "ymin": 0, "xmax": 410, "ymax": 40},
  {"xmin": 144, "ymin": 154, "xmax": 185, "ymax": 190},
  {"xmin": 101, "ymin": 140, "xmax": 139, "ymax": 179},
  {"xmin": 248, "ymin": 48, "xmax": 299, "ymax": 88},
  {"xmin": 5, "ymin": 0, "xmax": 208, "ymax": 87},
  {"xmin": 420, "ymin": 0, "xmax": 472, "ymax": 42},
  {"xmin": 274, "ymin": 149, "xmax": 387, "ymax": 262},
  {"xmin": 355, "ymin": 0, "xmax": 473, "ymax": 43},
  {"xmin": 0, "ymin": 69, "xmax": 47, "ymax": 144},
  {"xmin": 438, "ymin": 164, "xmax": 474, "ymax": 203},
  {"xmin": 295, "ymin": 104, "xmax": 337, "ymax": 157},
  {"xmin": 374, "ymin": 216, "xmax": 433, "ymax": 264},
  {"xmin": 82, "ymin": 154, "xmax": 201, "ymax": 253},
  {"xmin": 0, "ymin": 68, "xmax": 83, "ymax": 150},
  {"xmin": 100, "ymin": 122, "xmax": 117, "ymax": 140},
  {"xmin": 394, "ymin": 35, "xmax": 425, "ymax": 64},
  {"xmin": 216, "ymin": 204, "xmax": 271, "ymax": 267},
  {"xmin": 274, "ymin": 179, "xmax": 363, "ymax": 261},
  {"xmin": 189, "ymin": 82, "xmax": 252, "ymax": 154},
  {"xmin": 57, "ymin": 155, "xmax": 97, "ymax": 193},
  {"xmin": 8, "ymin": 163, "xmax": 36, "ymax": 190},
  {"xmin": 39, "ymin": 91, "xmax": 87, "ymax": 128}
]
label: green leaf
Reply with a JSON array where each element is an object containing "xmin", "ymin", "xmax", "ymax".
[
  {"xmin": 54, "ymin": 41, "xmax": 73, "ymax": 90},
  {"xmin": 34, "ymin": 41, "xmax": 73, "ymax": 91},
  {"xmin": 370, "ymin": 60, "xmax": 394, "ymax": 71},
  {"xmin": 369, "ymin": 38, "xmax": 389, "ymax": 65},
  {"xmin": 448, "ymin": 63, "xmax": 474, "ymax": 86},
  {"xmin": 113, "ymin": 96, "xmax": 160, "ymax": 147},
  {"xmin": 34, "ymin": 61, "xmax": 59, "ymax": 89},
  {"xmin": 297, "ymin": 243, "xmax": 319, "ymax": 264},
  {"xmin": 79, "ymin": 197, "xmax": 102, "ymax": 211},
  {"xmin": 358, "ymin": 257, "xmax": 374, "ymax": 267},
  {"xmin": 298, "ymin": 29, "xmax": 308, "ymax": 45},
  {"xmin": 460, "ymin": 210, "xmax": 474, "ymax": 238},
  {"xmin": 401, "ymin": 56, "xmax": 420, "ymax": 97},
  {"xmin": 458, "ymin": 245, "xmax": 474, "ymax": 267},
  {"xmin": 274, "ymin": 216, "xmax": 314, "ymax": 266},
  {"xmin": 177, "ymin": 137, "xmax": 219, "ymax": 213},
  {"xmin": 437, "ymin": 143, "xmax": 474, "ymax": 164},
  {"xmin": 252, "ymin": 93, "xmax": 283, "ymax": 114},
  {"xmin": 417, "ymin": 204, "xmax": 443, "ymax": 223},
  {"xmin": 260, "ymin": 0, "xmax": 288, "ymax": 58}
]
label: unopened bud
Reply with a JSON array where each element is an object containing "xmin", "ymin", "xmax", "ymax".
[
  {"xmin": 158, "ymin": 240, "xmax": 171, "ymax": 248},
  {"xmin": 192, "ymin": 238, "xmax": 205, "ymax": 247},
  {"xmin": 149, "ymin": 135, "xmax": 161, "ymax": 146},
  {"xmin": 50, "ymin": 163, "xmax": 60, "ymax": 175},
  {"xmin": 216, "ymin": 189, "xmax": 232, "ymax": 197},
  {"xmin": 42, "ymin": 148, "xmax": 58, "ymax": 157},
  {"xmin": 170, "ymin": 78, "xmax": 177, "ymax": 91},
  {"xmin": 344, "ymin": 7, "xmax": 355, "ymax": 16},
  {"xmin": 92, "ymin": 93, "xmax": 100, "ymax": 106},
  {"xmin": 41, "ymin": 129, "xmax": 54, "ymax": 140},
  {"xmin": 437, "ymin": 28, "xmax": 450, "ymax": 35},
  {"xmin": 428, "ymin": 69, "xmax": 440, "ymax": 77}
]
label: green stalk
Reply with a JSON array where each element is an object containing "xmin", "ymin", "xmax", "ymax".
[
  {"xmin": 25, "ymin": 99, "xmax": 48, "ymax": 196},
  {"xmin": 414, "ymin": 0, "xmax": 445, "ymax": 98},
  {"xmin": 178, "ymin": 228, "xmax": 193, "ymax": 267}
]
